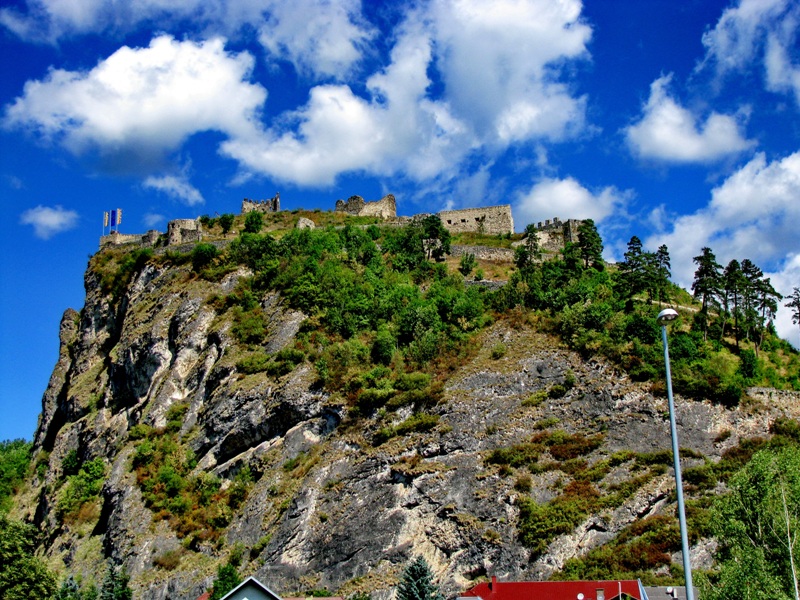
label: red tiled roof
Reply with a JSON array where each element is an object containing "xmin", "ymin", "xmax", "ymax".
[
  {"xmin": 195, "ymin": 593, "xmax": 211, "ymax": 600},
  {"xmin": 461, "ymin": 578, "xmax": 644, "ymax": 600}
]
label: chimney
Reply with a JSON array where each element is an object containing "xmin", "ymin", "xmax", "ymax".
[{"xmin": 490, "ymin": 577, "xmax": 497, "ymax": 590}]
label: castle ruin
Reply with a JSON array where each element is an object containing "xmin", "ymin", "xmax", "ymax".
[
  {"xmin": 438, "ymin": 205, "xmax": 514, "ymax": 236},
  {"xmin": 335, "ymin": 194, "xmax": 397, "ymax": 219},
  {"xmin": 528, "ymin": 217, "xmax": 583, "ymax": 253},
  {"xmin": 242, "ymin": 193, "xmax": 280, "ymax": 214}
]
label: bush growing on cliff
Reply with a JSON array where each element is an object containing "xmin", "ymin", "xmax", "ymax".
[
  {"xmin": 191, "ymin": 243, "xmax": 219, "ymax": 272},
  {"xmin": 57, "ymin": 457, "xmax": 106, "ymax": 523}
]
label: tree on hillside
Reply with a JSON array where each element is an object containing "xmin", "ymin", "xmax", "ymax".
[
  {"xmin": 421, "ymin": 215, "xmax": 451, "ymax": 261},
  {"xmin": 702, "ymin": 445, "xmax": 800, "ymax": 600},
  {"xmin": 648, "ymin": 244, "xmax": 671, "ymax": 304},
  {"xmin": 55, "ymin": 576, "xmax": 96, "ymax": 600},
  {"xmin": 692, "ymin": 247, "xmax": 722, "ymax": 341},
  {"xmin": 0, "ymin": 439, "xmax": 31, "ymax": 514},
  {"xmin": 577, "ymin": 219, "xmax": 603, "ymax": 269},
  {"xmin": 99, "ymin": 563, "xmax": 132, "ymax": 600},
  {"xmin": 0, "ymin": 515, "xmax": 58, "ymax": 599},
  {"xmin": 617, "ymin": 236, "xmax": 647, "ymax": 301},
  {"xmin": 396, "ymin": 556, "xmax": 445, "ymax": 600},
  {"xmin": 786, "ymin": 287, "xmax": 800, "ymax": 337},
  {"xmin": 740, "ymin": 259, "xmax": 765, "ymax": 342},
  {"xmin": 243, "ymin": 211, "xmax": 264, "ymax": 234},
  {"xmin": 722, "ymin": 259, "xmax": 744, "ymax": 346},
  {"xmin": 755, "ymin": 276, "xmax": 782, "ymax": 352},
  {"xmin": 515, "ymin": 223, "xmax": 542, "ymax": 269},
  {"xmin": 219, "ymin": 213, "xmax": 235, "ymax": 236}
]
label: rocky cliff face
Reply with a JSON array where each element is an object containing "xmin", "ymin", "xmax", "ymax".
[{"xmin": 14, "ymin": 254, "xmax": 800, "ymax": 600}]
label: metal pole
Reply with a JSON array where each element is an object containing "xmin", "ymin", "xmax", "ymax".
[{"xmin": 661, "ymin": 322, "xmax": 695, "ymax": 600}]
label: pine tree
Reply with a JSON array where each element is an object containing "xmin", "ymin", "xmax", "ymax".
[
  {"xmin": 99, "ymin": 564, "xmax": 132, "ymax": 600},
  {"xmin": 786, "ymin": 287, "xmax": 800, "ymax": 337},
  {"xmin": 654, "ymin": 244, "xmax": 671, "ymax": 304},
  {"xmin": 692, "ymin": 247, "xmax": 722, "ymax": 341},
  {"xmin": 617, "ymin": 236, "xmax": 647, "ymax": 300},
  {"xmin": 577, "ymin": 219, "xmax": 603, "ymax": 269},
  {"xmin": 56, "ymin": 577, "xmax": 81, "ymax": 600},
  {"xmin": 210, "ymin": 563, "xmax": 242, "ymax": 600},
  {"xmin": 722, "ymin": 259, "xmax": 744, "ymax": 346},
  {"xmin": 396, "ymin": 556, "xmax": 445, "ymax": 600}
]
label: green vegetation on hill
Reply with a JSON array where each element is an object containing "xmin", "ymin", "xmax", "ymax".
[
  {"xmin": 90, "ymin": 213, "xmax": 799, "ymax": 411},
  {"xmin": 0, "ymin": 439, "xmax": 31, "ymax": 514}
]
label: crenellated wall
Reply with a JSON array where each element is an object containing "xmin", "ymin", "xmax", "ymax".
[
  {"xmin": 242, "ymin": 193, "xmax": 280, "ymax": 214},
  {"xmin": 528, "ymin": 218, "xmax": 583, "ymax": 253}
]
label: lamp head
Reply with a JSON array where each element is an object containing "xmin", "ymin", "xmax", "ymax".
[{"xmin": 657, "ymin": 308, "xmax": 679, "ymax": 325}]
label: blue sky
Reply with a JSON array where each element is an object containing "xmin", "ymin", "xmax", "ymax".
[{"xmin": 1, "ymin": 0, "xmax": 799, "ymax": 442}]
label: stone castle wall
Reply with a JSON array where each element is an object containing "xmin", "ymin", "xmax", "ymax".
[
  {"xmin": 335, "ymin": 194, "xmax": 396, "ymax": 219},
  {"xmin": 530, "ymin": 218, "xmax": 583, "ymax": 253},
  {"xmin": 168, "ymin": 219, "xmax": 202, "ymax": 246},
  {"xmin": 438, "ymin": 205, "xmax": 514, "ymax": 236},
  {"xmin": 242, "ymin": 193, "xmax": 280, "ymax": 214}
]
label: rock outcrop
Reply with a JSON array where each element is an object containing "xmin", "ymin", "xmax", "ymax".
[{"xmin": 13, "ymin": 253, "xmax": 800, "ymax": 600}]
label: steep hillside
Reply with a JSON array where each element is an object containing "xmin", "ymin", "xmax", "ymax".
[{"xmin": 8, "ymin": 213, "xmax": 800, "ymax": 599}]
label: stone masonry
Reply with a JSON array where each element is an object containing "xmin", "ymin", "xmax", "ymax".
[
  {"xmin": 438, "ymin": 204, "xmax": 514, "ymax": 236},
  {"xmin": 334, "ymin": 194, "xmax": 397, "ymax": 219},
  {"xmin": 167, "ymin": 219, "xmax": 203, "ymax": 245},
  {"xmin": 242, "ymin": 193, "xmax": 280, "ymax": 214},
  {"xmin": 530, "ymin": 218, "xmax": 582, "ymax": 253}
]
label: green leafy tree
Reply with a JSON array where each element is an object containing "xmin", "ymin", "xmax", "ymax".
[
  {"xmin": 191, "ymin": 243, "xmax": 219, "ymax": 272},
  {"xmin": 702, "ymin": 445, "xmax": 800, "ymax": 600},
  {"xmin": 692, "ymin": 247, "xmax": 722, "ymax": 341},
  {"xmin": 0, "ymin": 439, "xmax": 31, "ymax": 513},
  {"xmin": 396, "ymin": 556, "xmax": 445, "ymax": 600},
  {"xmin": 421, "ymin": 215, "xmax": 451, "ymax": 261},
  {"xmin": 515, "ymin": 223, "xmax": 542, "ymax": 270},
  {"xmin": 577, "ymin": 219, "xmax": 603, "ymax": 269},
  {"xmin": 459, "ymin": 253, "xmax": 477, "ymax": 276},
  {"xmin": 243, "ymin": 211, "xmax": 264, "ymax": 234},
  {"xmin": 219, "ymin": 213, "xmax": 235, "ymax": 235},
  {"xmin": 0, "ymin": 515, "xmax": 58, "ymax": 599}
]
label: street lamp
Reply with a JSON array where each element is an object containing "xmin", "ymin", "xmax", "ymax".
[{"xmin": 657, "ymin": 308, "xmax": 695, "ymax": 600}]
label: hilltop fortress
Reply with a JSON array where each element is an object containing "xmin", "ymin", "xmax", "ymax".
[{"xmin": 99, "ymin": 193, "xmax": 581, "ymax": 252}]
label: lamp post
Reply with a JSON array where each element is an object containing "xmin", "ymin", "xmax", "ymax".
[{"xmin": 657, "ymin": 308, "xmax": 695, "ymax": 600}]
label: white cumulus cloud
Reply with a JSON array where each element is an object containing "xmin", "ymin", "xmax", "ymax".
[
  {"xmin": 625, "ymin": 74, "xmax": 755, "ymax": 163},
  {"xmin": 0, "ymin": 0, "xmax": 374, "ymax": 80},
  {"xmin": 3, "ymin": 35, "xmax": 266, "ymax": 162},
  {"xmin": 514, "ymin": 177, "xmax": 629, "ymax": 232},
  {"xmin": 257, "ymin": 0, "xmax": 375, "ymax": 80},
  {"xmin": 20, "ymin": 204, "xmax": 79, "ymax": 239},
  {"xmin": 647, "ymin": 151, "xmax": 800, "ymax": 345},
  {"xmin": 143, "ymin": 175, "xmax": 204, "ymax": 206},
  {"xmin": 222, "ymin": 19, "xmax": 473, "ymax": 186},
  {"xmin": 700, "ymin": 0, "xmax": 800, "ymax": 105},
  {"xmin": 429, "ymin": 0, "xmax": 591, "ymax": 144}
]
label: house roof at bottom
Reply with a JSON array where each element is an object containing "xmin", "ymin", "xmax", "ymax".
[
  {"xmin": 218, "ymin": 576, "xmax": 284, "ymax": 600},
  {"xmin": 460, "ymin": 579, "xmax": 646, "ymax": 600}
]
